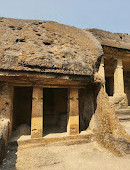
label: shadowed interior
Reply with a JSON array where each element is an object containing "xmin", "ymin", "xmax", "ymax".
[
  {"xmin": 43, "ymin": 88, "xmax": 67, "ymax": 135},
  {"xmin": 79, "ymin": 87, "xmax": 95, "ymax": 132},
  {"xmin": 13, "ymin": 87, "xmax": 33, "ymax": 131},
  {"xmin": 12, "ymin": 87, "xmax": 95, "ymax": 136}
]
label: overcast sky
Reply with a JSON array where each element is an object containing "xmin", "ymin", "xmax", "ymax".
[{"xmin": 0, "ymin": 0, "xmax": 130, "ymax": 33}]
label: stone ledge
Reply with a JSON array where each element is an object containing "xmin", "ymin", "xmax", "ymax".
[{"xmin": 9, "ymin": 132, "xmax": 95, "ymax": 149}]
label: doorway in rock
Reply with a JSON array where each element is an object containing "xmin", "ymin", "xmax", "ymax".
[
  {"xmin": 79, "ymin": 87, "xmax": 95, "ymax": 132},
  {"xmin": 105, "ymin": 76, "xmax": 114, "ymax": 96},
  {"xmin": 13, "ymin": 87, "xmax": 33, "ymax": 136},
  {"xmin": 43, "ymin": 88, "xmax": 67, "ymax": 136},
  {"xmin": 104, "ymin": 58, "xmax": 114, "ymax": 97},
  {"xmin": 124, "ymin": 70, "xmax": 130, "ymax": 106}
]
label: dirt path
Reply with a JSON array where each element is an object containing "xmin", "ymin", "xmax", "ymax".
[{"xmin": 1, "ymin": 141, "xmax": 130, "ymax": 170}]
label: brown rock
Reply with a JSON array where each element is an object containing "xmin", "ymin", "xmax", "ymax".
[
  {"xmin": 89, "ymin": 84, "xmax": 130, "ymax": 156},
  {"xmin": 0, "ymin": 18, "xmax": 103, "ymax": 76},
  {"xmin": 85, "ymin": 28, "xmax": 130, "ymax": 50}
]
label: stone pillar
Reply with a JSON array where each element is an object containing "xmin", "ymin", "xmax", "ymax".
[
  {"xmin": 114, "ymin": 59, "xmax": 124, "ymax": 94},
  {"xmin": 113, "ymin": 58, "xmax": 128, "ymax": 109},
  {"xmin": 31, "ymin": 87, "xmax": 43, "ymax": 138},
  {"xmin": 99, "ymin": 58, "xmax": 105, "ymax": 78},
  {"xmin": 67, "ymin": 88, "xmax": 79, "ymax": 135},
  {"xmin": 98, "ymin": 57, "xmax": 105, "ymax": 90}
]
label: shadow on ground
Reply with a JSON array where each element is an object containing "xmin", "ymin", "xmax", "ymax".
[{"xmin": 0, "ymin": 142, "xmax": 18, "ymax": 170}]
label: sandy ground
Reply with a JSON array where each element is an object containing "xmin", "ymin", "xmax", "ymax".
[{"xmin": 1, "ymin": 141, "xmax": 130, "ymax": 170}]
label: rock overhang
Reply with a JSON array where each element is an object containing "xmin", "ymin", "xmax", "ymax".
[
  {"xmin": 0, "ymin": 17, "xmax": 103, "ymax": 77},
  {"xmin": 86, "ymin": 28, "xmax": 130, "ymax": 51}
]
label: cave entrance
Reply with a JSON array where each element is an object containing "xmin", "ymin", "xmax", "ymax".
[
  {"xmin": 79, "ymin": 87, "xmax": 95, "ymax": 132},
  {"xmin": 105, "ymin": 76, "xmax": 114, "ymax": 96},
  {"xmin": 13, "ymin": 87, "xmax": 33, "ymax": 135},
  {"xmin": 43, "ymin": 88, "xmax": 67, "ymax": 136}
]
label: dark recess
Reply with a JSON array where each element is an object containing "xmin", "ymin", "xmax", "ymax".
[
  {"xmin": 16, "ymin": 39, "xmax": 26, "ymax": 43},
  {"xmin": 43, "ymin": 42, "xmax": 51, "ymax": 45}
]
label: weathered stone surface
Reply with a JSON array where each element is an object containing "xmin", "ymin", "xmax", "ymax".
[
  {"xmin": 0, "ymin": 119, "xmax": 10, "ymax": 163},
  {"xmin": 67, "ymin": 88, "xmax": 79, "ymax": 135},
  {"xmin": 109, "ymin": 94, "xmax": 128, "ymax": 110},
  {"xmin": 0, "ymin": 83, "xmax": 13, "ymax": 137},
  {"xmin": 0, "ymin": 17, "xmax": 103, "ymax": 76},
  {"xmin": 0, "ymin": 17, "xmax": 129, "ymax": 160},
  {"xmin": 31, "ymin": 87, "xmax": 43, "ymax": 138},
  {"xmin": 0, "ymin": 83, "xmax": 13, "ymax": 163},
  {"xmin": 114, "ymin": 59, "xmax": 125, "ymax": 94},
  {"xmin": 0, "ymin": 83, "xmax": 13, "ymax": 119},
  {"xmin": 86, "ymin": 28, "xmax": 130, "ymax": 50},
  {"xmin": 89, "ymin": 84, "xmax": 130, "ymax": 156}
]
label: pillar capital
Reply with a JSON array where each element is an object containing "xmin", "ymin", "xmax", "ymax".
[{"xmin": 114, "ymin": 58, "xmax": 123, "ymax": 69}]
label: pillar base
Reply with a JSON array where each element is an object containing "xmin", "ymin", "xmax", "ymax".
[
  {"xmin": 31, "ymin": 117, "xmax": 43, "ymax": 138},
  {"xmin": 67, "ymin": 116, "xmax": 79, "ymax": 135}
]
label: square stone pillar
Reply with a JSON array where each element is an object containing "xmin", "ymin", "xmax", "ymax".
[
  {"xmin": 114, "ymin": 59, "xmax": 124, "ymax": 94},
  {"xmin": 98, "ymin": 58, "xmax": 105, "ymax": 78},
  {"xmin": 67, "ymin": 88, "xmax": 79, "ymax": 135},
  {"xmin": 31, "ymin": 87, "xmax": 43, "ymax": 138},
  {"xmin": 98, "ymin": 57, "xmax": 105, "ymax": 90},
  {"xmin": 113, "ymin": 58, "xmax": 128, "ymax": 109}
]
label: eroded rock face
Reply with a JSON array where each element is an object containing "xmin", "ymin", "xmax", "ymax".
[
  {"xmin": 86, "ymin": 28, "xmax": 130, "ymax": 50},
  {"xmin": 89, "ymin": 85, "xmax": 130, "ymax": 156},
  {"xmin": 0, "ymin": 17, "xmax": 103, "ymax": 76},
  {"xmin": 0, "ymin": 83, "xmax": 13, "ymax": 120},
  {"xmin": 0, "ymin": 119, "xmax": 10, "ymax": 163},
  {"xmin": 109, "ymin": 94, "xmax": 128, "ymax": 110}
]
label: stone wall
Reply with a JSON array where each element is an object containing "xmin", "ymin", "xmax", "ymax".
[
  {"xmin": 89, "ymin": 84, "xmax": 130, "ymax": 156},
  {"xmin": 0, "ymin": 82, "xmax": 13, "ymax": 136},
  {"xmin": 0, "ymin": 119, "xmax": 10, "ymax": 163},
  {"xmin": 0, "ymin": 82, "xmax": 13, "ymax": 163}
]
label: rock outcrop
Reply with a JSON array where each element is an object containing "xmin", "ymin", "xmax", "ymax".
[
  {"xmin": 0, "ymin": 17, "xmax": 103, "ymax": 76},
  {"xmin": 0, "ymin": 119, "xmax": 10, "ymax": 163},
  {"xmin": 86, "ymin": 28, "xmax": 130, "ymax": 50},
  {"xmin": 89, "ymin": 79, "xmax": 130, "ymax": 156}
]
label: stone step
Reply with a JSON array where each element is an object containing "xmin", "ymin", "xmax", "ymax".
[
  {"xmin": 116, "ymin": 107, "xmax": 130, "ymax": 135},
  {"xmin": 116, "ymin": 107, "xmax": 130, "ymax": 122},
  {"xmin": 115, "ymin": 108, "xmax": 130, "ymax": 115},
  {"xmin": 117, "ymin": 115, "xmax": 130, "ymax": 122},
  {"xmin": 118, "ymin": 116, "xmax": 130, "ymax": 122},
  {"xmin": 8, "ymin": 132, "xmax": 94, "ymax": 149}
]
